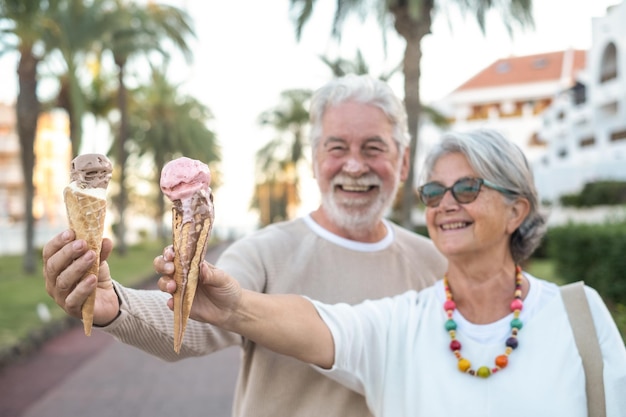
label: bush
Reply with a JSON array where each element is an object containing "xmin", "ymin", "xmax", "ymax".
[
  {"xmin": 547, "ymin": 222, "xmax": 626, "ymax": 305},
  {"xmin": 560, "ymin": 181, "xmax": 626, "ymax": 207},
  {"xmin": 530, "ymin": 232, "xmax": 550, "ymax": 259}
]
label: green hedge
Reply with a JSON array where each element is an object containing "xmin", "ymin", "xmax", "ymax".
[
  {"xmin": 547, "ymin": 222, "xmax": 626, "ymax": 305},
  {"xmin": 560, "ymin": 181, "xmax": 626, "ymax": 207}
]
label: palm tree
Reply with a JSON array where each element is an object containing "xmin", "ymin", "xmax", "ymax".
[
  {"xmin": 254, "ymin": 89, "xmax": 311, "ymax": 226},
  {"xmin": 101, "ymin": 0, "xmax": 195, "ymax": 254},
  {"xmin": 0, "ymin": 0, "xmax": 58, "ymax": 273},
  {"xmin": 289, "ymin": 0, "xmax": 534, "ymax": 228},
  {"xmin": 319, "ymin": 48, "xmax": 401, "ymax": 81},
  {"xmin": 130, "ymin": 67, "xmax": 220, "ymax": 243},
  {"xmin": 47, "ymin": 0, "xmax": 111, "ymax": 157}
]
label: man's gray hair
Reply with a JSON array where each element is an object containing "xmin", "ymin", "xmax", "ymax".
[{"xmin": 308, "ymin": 74, "xmax": 409, "ymax": 153}]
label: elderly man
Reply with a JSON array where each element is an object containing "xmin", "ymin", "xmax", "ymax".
[{"xmin": 43, "ymin": 74, "xmax": 447, "ymax": 417}]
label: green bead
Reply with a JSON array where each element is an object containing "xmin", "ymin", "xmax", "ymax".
[
  {"xmin": 510, "ymin": 318, "xmax": 523, "ymax": 330},
  {"xmin": 445, "ymin": 319, "xmax": 457, "ymax": 331},
  {"xmin": 477, "ymin": 366, "xmax": 492, "ymax": 378}
]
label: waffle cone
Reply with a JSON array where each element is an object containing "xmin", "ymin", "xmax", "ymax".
[
  {"xmin": 171, "ymin": 204, "xmax": 213, "ymax": 353},
  {"xmin": 63, "ymin": 187, "xmax": 107, "ymax": 336}
]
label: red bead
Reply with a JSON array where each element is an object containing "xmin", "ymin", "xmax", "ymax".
[
  {"xmin": 450, "ymin": 339, "xmax": 461, "ymax": 351},
  {"xmin": 510, "ymin": 299, "xmax": 523, "ymax": 311},
  {"xmin": 444, "ymin": 300, "xmax": 456, "ymax": 311}
]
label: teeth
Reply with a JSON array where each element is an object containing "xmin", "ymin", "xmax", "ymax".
[
  {"xmin": 442, "ymin": 222, "xmax": 467, "ymax": 230},
  {"xmin": 341, "ymin": 185, "xmax": 371, "ymax": 192}
]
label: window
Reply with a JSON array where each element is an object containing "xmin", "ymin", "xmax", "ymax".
[
  {"xmin": 580, "ymin": 137, "xmax": 596, "ymax": 147},
  {"xmin": 600, "ymin": 102, "xmax": 618, "ymax": 117},
  {"xmin": 496, "ymin": 62, "xmax": 511, "ymax": 73},
  {"xmin": 572, "ymin": 82, "xmax": 586, "ymax": 105},
  {"xmin": 600, "ymin": 43, "xmax": 618, "ymax": 83},
  {"xmin": 610, "ymin": 129, "xmax": 626, "ymax": 142}
]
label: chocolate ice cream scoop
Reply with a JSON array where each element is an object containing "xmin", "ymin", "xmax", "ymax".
[
  {"xmin": 64, "ymin": 153, "xmax": 112, "ymax": 336},
  {"xmin": 70, "ymin": 154, "xmax": 113, "ymax": 189}
]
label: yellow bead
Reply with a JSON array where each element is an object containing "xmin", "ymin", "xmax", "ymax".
[
  {"xmin": 477, "ymin": 366, "xmax": 492, "ymax": 378},
  {"xmin": 458, "ymin": 358, "xmax": 471, "ymax": 372}
]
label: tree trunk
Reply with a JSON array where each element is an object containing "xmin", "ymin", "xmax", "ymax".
[
  {"xmin": 56, "ymin": 74, "xmax": 82, "ymax": 157},
  {"xmin": 16, "ymin": 48, "xmax": 40, "ymax": 274},
  {"xmin": 115, "ymin": 63, "xmax": 129, "ymax": 256},
  {"xmin": 400, "ymin": 33, "xmax": 423, "ymax": 229},
  {"xmin": 391, "ymin": 2, "xmax": 432, "ymax": 229},
  {"xmin": 67, "ymin": 60, "xmax": 85, "ymax": 157}
]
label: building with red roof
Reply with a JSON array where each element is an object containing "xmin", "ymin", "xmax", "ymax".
[{"xmin": 422, "ymin": 2, "xmax": 626, "ymax": 206}]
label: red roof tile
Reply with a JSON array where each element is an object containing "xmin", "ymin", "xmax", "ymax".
[{"xmin": 455, "ymin": 50, "xmax": 587, "ymax": 91}]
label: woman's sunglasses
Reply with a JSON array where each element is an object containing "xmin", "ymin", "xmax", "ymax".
[{"xmin": 418, "ymin": 177, "xmax": 516, "ymax": 207}]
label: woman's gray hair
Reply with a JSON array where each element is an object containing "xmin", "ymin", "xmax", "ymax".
[
  {"xmin": 420, "ymin": 129, "xmax": 547, "ymax": 263},
  {"xmin": 308, "ymin": 74, "xmax": 410, "ymax": 153}
]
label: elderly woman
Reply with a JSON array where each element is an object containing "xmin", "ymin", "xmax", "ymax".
[{"xmin": 159, "ymin": 129, "xmax": 626, "ymax": 416}]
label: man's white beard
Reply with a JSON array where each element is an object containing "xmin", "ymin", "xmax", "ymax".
[{"xmin": 320, "ymin": 173, "xmax": 398, "ymax": 233}]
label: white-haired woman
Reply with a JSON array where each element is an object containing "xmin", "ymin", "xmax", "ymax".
[{"xmin": 159, "ymin": 129, "xmax": 626, "ymax": 416}]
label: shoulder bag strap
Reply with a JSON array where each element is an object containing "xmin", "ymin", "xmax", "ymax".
[{"xmin": 561, "ymin": 281, "xmax": 606, "ymax": 417}]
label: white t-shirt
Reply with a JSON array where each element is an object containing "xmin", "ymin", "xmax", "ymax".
[{"xmin": 312, "ymin": 275, "xmax": 626, "ymax": 417}]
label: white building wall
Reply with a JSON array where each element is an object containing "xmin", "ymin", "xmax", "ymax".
[{"xmin": 534, "ymin": 1, "xmax": 626, "ymax": 203}]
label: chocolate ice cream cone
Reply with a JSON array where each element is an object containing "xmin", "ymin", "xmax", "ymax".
[
  {"xmin": 63, "ymin": 153, "xmax": 112, "ymax": 336},
  {"xmin": 63, "ymin": 186, "xmax": 107, "ymax": 336}
]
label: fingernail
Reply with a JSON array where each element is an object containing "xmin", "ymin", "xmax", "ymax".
[
  {"xmin": 72, "ymin": 241, "xmax": 83, "ymax": 250},
  {"xmin": 62, "ymin": 230, "xmax": 71, "ymax": 241}
]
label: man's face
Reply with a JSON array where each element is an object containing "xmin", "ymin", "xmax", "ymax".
[{"xmin": 313, "ymin": 101, "xmax": 408, "ymax": 230}]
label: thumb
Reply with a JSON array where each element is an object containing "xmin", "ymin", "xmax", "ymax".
[
  {"xmin": 100, "ymin": 238, "xmax": 113, "ymax": 262},
  {"xmin": 201, "ymin": 262, "xmax": 227, "ymax": 287},
  {"xmin": 201, "ymin": 262, "xmax": 240, "ymax": 297}
]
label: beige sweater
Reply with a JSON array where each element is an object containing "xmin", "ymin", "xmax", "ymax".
[{"xmin": 104, "ymin": 216, "xmax": 447, "ymax": 417}]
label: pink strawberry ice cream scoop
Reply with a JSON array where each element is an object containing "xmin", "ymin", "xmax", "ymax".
[
  {"xmin": 160, "ymin": 156, "xmax": 215, "ymax": 353},
  {"xmin": 160, "ymin": 157, "xmax": 212, "ymax": 200}
]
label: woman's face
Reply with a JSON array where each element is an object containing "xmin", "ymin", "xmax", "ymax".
[{"xmin": 424, "ymin": 152, "xmax": 525, "ymax": 263}]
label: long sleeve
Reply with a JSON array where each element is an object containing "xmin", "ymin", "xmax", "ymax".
[{"xmin": 102, "ymin": 282, "xmax": 241, "ymax": 362}]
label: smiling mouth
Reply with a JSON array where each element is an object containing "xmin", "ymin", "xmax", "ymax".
[
  {"xmin": 337, "ymin": 184, "xmax": 377, "ymax": 192},
  {"xmin": 441, "ymin": 221, "xmax": 471, "ymax": 230}
]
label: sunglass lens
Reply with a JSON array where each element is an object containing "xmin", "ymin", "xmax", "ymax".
[
  {"xmin": 452, "ymin": 179, "xmax": 481, "ymax": 203},
  {"xmin": 420, "ymin": 183, "xmax": 445, "ymax": 206}
]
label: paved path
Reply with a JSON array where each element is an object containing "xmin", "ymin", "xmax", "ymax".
[{"xmin": 0, "ymin": 242, "xmax": 240, "ymax": 417}]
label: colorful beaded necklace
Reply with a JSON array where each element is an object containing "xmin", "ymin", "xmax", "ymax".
[{"xmin": 443, "ymin": 265, "xmax": 524, "ymax": 378}]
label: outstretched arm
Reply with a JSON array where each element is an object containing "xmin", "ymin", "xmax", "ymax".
[{"xmin": 157, "ymin": 261, "xmax": 335, "ymax": 369}]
